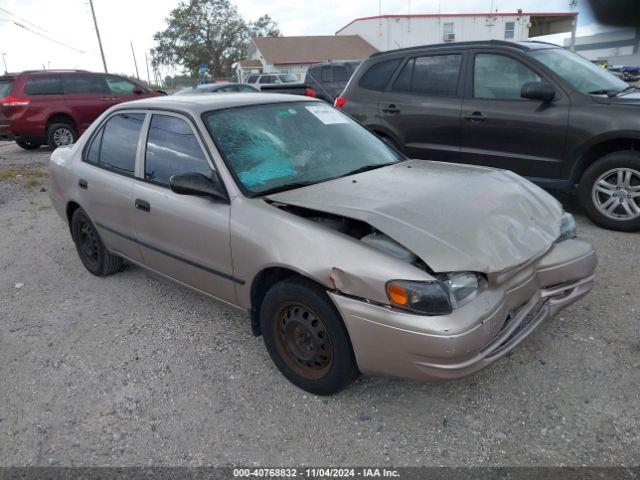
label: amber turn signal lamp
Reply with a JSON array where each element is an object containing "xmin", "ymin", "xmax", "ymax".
[{"xmin": 386, "ymin": 282, "xmax": 409, "ymax": 306}]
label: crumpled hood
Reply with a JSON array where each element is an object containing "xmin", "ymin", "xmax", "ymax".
[{"xmin": 268, "ymin": 160, "xmax": 563, "ymax": 273}]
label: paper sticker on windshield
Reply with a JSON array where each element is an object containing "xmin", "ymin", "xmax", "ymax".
[{"xmin": 305, "ymin": 105, "xmax": 350, "ymax": 124}]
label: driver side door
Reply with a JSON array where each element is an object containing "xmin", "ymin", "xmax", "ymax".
[
  {"xmin": 132, "ymin": 112, "xmax": 238, "ymax": 305},
  {"xmin": 459, "ymin": 50, "xmax": 570, "ymax": 179}
]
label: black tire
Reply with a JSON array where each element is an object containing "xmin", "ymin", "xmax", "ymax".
[
  {"xmin": 70, "ymin": 208, "xmax": 122, "ymax": 276},
  {"xmin": 47, "ymin": 122, "xmax": 77, "ymax": 149},
  {"xmin": 578, "ymin": 151, "xmax": 640, "ymax": 232},
  {"xmin": 15, "ymin": 139, "xmax": 41, "ymax": 150},
  {"xmin": 260, "ymin": 277, "xmax": 359, "ymax": 395}
]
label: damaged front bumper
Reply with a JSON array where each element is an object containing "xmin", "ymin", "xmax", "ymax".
[{"xmin": 328, "ymin": 239, "xmax": 597, "ymax": 382}]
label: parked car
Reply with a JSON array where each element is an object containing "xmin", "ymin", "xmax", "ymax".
[
  {"xmin": 304, "ymin": 61, "xmax": 361, "ymax": 103},
  {"xmin": 337, "ymin": 40, "xmax": 640, "ymax": 231},
  {"xmin": 49, "ymin": 93, "xmax": 596, "ymax": 395},
  {"xmin": 607, "ymin": 65, "xmax": 640, "ymax": 82},
  {"xmin": 257, "ymin": 82, "xmax": 318, "ymax": 98},
  {"xmin": 174, "ymin": 82, "xmax": 259, "ymax": 95},
  {"xmin": 0, "ymin": 70, "xmax": 160, "ymax": 150},
  {"xmin": 246, "ymin": 74, "xmax": 298, "ymax": 85}
]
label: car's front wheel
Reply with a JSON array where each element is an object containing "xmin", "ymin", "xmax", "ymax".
[
  {"xmin": 47, "ymin": 122, "xmax": 77, "ymax": 149},
  {"xmin": 578, "ymin": 151, "xmax": 640, "ymax": 231},
  {"xmin": 70, "ymin": 208, "xmax": 123, "ymax": 276},
  {"xmin": 15, "ymin": 139, "xmax": 41, "ymax": 150},
  {"xmin": 260, "ymin": 278, "xmax": 359, "ymax": 395}
]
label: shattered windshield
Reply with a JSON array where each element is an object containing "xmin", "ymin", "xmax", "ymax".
[{"xmin": 203, "ymin": 102, "xmax": 404, "ymax": 195}]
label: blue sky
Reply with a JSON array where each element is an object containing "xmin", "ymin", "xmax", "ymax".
[{"xmin": 0, "ymin": 0, "xmax": 601, "ymax": 78}]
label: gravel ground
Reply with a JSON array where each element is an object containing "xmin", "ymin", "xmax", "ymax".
[{"xmin": 0, "ymin": 140, "xmax": 638, "ymax": 467}]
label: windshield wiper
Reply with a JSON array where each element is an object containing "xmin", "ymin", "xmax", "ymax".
[
  {"xmin": 588, "ymin": 86, "xmax": 638, "ymax": 97},
  {"xmin": 588, "ymin": 89, "xmax": 619, "ymax": 97},
  {"xmin": 339, "ymin": 162, "xmax": 398, "ymax": 178},
  {"xmin": 257, "ymin": 180, "xmax": 321, "ymax": 197},
  {"xmin": 615, "ymin": 85, "xmax": 639, "ymax": 96}
]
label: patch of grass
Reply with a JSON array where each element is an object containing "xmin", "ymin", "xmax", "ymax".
[{"xmin": 0, "ymin": 165, "xmax": 47, "ymax": 188}]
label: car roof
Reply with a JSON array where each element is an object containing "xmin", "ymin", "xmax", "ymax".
[
  {"xmin": 370, "ymin": 40, "xmax": 561, "ymax": 58},
  {"xmin": 115, "ymin": 92, "xmax": 320, "ymax": 115}
]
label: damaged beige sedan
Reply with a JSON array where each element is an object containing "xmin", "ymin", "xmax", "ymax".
[{"xmin": 49, "ymin": 94, "xmax": 597, "ymax": 395}]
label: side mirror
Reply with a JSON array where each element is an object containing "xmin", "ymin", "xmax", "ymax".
[
  {"xmin": 169, "ymin": 172, "xmax": 228, "ymax": 202},
  {"xmin": 133, "ymin": 86, "xmax": 144, "ymax": 95},
  {"xmin": 521, "ymin": 81, "xmax": 556, "ymax": 102}
]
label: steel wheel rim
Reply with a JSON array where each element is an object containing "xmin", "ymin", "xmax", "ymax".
[
  {"xmin": 273, "ymin": 302, "xmax": 333, "ymax": 379},
  {"xmin": 53, "ymin": 128, "xmax": 74, "ymax": 147},
  {"xmin": 592, "ymin": 167, "xmax": 640, "ymax": 221},
  {"xmin": 78, "ymin": 220, "xmax": 99, "ymax": 268}
]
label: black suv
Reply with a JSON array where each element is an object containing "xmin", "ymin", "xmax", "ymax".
[
  {"xmin": 304, "ymin": 61, "xmax": 361, "ymax": 103},
  {"xmin": 337, "ymin": 40, "xmax": 640, "ymax": 231}
]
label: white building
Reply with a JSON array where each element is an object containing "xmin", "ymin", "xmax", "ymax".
[
  {"xmin": 564, "ymin": 28, "xmax": 640, "ymax": 65},
  {"xmin": 336, "ymin": 12, "xmax": 577, "ymax": 52}
]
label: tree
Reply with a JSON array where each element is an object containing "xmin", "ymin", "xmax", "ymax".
[
  {"xmin": 152, "ymin": 0, "xmax": 281, "ymax": 79},
  {"xmin": 249, "ymin": 15, "xmax": 281, "ymax": 38}
]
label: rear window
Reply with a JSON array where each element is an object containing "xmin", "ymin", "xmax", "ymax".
[
  {"xmin": 0, "ymin": 79, "xmax": 13, "ymax": 97},
  {"xmin": 332, "ymin": 66, "xmax": 348, "ymax": 82},
  {"xmin": 393, "ymin": 54, "xmax": 462, "ymax": 97},
  {"xmin": 63, "ymin": 75, "xmax": 108, "ymax": 94},
  {"xmin": 85, "ymin": 113, "xmax": 145, "ymax": 175},
  {"xmin": 358, "ymin": 59, "xmax": 401, "ymax": 91},
  {"xmin": 25, "ymin": 76, "xmax": 64, "ymax": 95}
]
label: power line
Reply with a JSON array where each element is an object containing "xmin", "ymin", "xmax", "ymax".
[
  {"xmin": 0, "ymin": 6, "xmax": 87, "ymax": 54},
  {"xmin": 0, "ymin": 6, "xmax": 65, "ymax": 38},
  {"xmin": 11, "ymin": 21, "xmax": 86, "ymax": 54}
]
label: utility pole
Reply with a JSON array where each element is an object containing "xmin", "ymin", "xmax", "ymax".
[
  {"xmin": 144, "ymin": 51, "xmax": 151, "ymax": 86},
  {"xmin": 89, "ymin": 0, "xmax": 108, "ymax": 73},
  {"xmin": 2, "ymin": 53, "xmax": 7, "ymax": 74},
  {"xmin": 130, "ymin": 41, "xmax": 140, "ymax": 79}
]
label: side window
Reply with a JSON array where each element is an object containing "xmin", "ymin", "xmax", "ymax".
[
  {"xmin": 332, "ymin": 66, "xmax": 348, "ymax": 82},
  {"xmin": 87, "ymin": 113, "xmax": 144, "ymax": 174},
  {"xmin": 145, "ymin": 115, "xmax": 212, "ymax": 187},
  {"xmin": 321, "ymin": 67, "xmax": 331, "ymax": 83},
  {"xmin": 505, "ymin": 22, "xmax": 515, "ymax": 39},
  {"xmin": 86, "ymin": 126, "xmax": 104, "ymax": 165},
  {"xmin": 393, "ymin": 58, "xmax": 414, "ymax": 92},
  {"xmin": 106, "ymin": 75, "xmax": 137, "ymax": 94},
  {"xmin": 358, "ymin": 58, "xmax": 401, "ymax": 91},
  {"xmin": 238, "ymin": 85, "xmax": 257, "ymax": 92},
  {"xmin": 474, "ymin": 53, "xmax": 541, "ymax": 100},
  {"xmin": 259, "ymin": 76, "xmax": 274, "ymax": 84},
  {"xmin": 411, "ymin": 54, "xmax": 462, "ymax": 97},
  {"xmin": 24, "ymin": 76, "xmax": 63, "ymax": 95},
  {"xmin": 247, "ymin": 76, "xmax": 258, "ymax": 83},
  {"xmin": 63, "ymin": 75, "xmax": 107, "ymax": 94}
]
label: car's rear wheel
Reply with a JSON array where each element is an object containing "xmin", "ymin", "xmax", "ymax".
[
  {"xmin": 578, "ymin": 151, "xmax": 640, "ymax": 231},
  {"xmin": 70, "ymin": 208, "xmax": 122, "ymax": 276},
  {"xmin": 47, "ymin": 122, "xmax": 77, "ymax": 149},
  {"xmin": 15, "ymin": 139, "xmax": 41, "ymax": 150},
  {"xmin": 260, "ymin": 278, "xmax": 359, "ymax": 395}
]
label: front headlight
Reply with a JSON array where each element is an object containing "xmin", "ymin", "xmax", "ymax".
[
  {"xmin": 386, "ymin": 273, "xmax": 486, "ymax": 316},
  {"xmin": 557, "ymin": 211, "xmax": 577, "ymax": 242}
]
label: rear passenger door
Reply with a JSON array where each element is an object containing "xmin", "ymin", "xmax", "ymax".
[
  {"xmin": 62, "ymin": 74, "xmax": 111, "ymax": 133},
  {"xmin": 459, "ymin": 50, "xmax": 569, "ymax": 178},
  {"xmin": 132, "ymin": 113, "xmax": 236, "ymax": 304},
  {"xmin": 378, "ymin": 51, "xmax": 465, "ymax": 160},
  {"xmin": 77, "ymin": 111, "xmax": 146, "ymax": 263}
]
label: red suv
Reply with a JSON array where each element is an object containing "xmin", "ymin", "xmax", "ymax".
[{"xmin": 0, "ymin": 70, "xmax": 160, "ymax": 150}]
